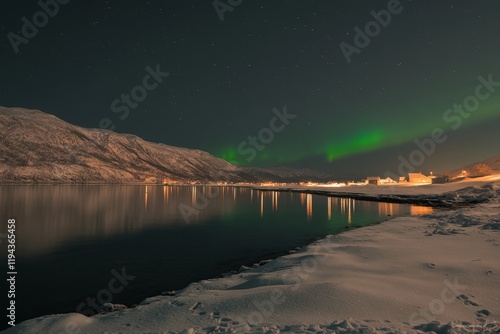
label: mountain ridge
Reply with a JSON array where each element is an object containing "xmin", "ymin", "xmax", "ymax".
[
  {"xmin": 450, "ymin": 155, "xmax": 500, "ymax": 178},
  {"xmin": 240, "ymin": 166, "xmax": 332, "ymax": 183},
  {"xmin": 0, "ymin": 107, "xmax": 255, "ymax": 183}
]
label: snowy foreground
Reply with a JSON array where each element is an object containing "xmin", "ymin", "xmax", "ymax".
[{"xmin": 4, "ymin": 177, "xmax": 500, "ymax": 334}]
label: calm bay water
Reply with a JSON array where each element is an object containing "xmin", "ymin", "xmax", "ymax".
[{"xmin": 0, "ymin": 185, "xmax": 433, "ymax": 325}]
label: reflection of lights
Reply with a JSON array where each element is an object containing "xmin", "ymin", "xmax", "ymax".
[
  {"xmin": 410, "ymin": 206, "xmax": 434, "ymax": 215},
  {"xmin": 378, "ymin": 202, "xmax": 394, "ymax": 217},
  {"xmin": 306, "ymin": 194, "xmax": 313, "ymax": 219},
  {"xmin": 163, "ymin": 185, "xmax": 169, "ymax": 204},
  {"xmin": 347, "ymin": 198, "xmax": 352, "ymax": 224},
  {"xmin": 192, "ymin": 186, "xmax": 196, "ymax": 206},
  {"xmin": 327, "ymin": 197, "xmax": 332, "ymax": 220},
  {"xmin": 233, "ymin": 188, "xmax": 237, "ymax": 201},
  {"xmin": 260, "ymin": 192, "xmax": 264, "ymax": 217},
  {"xmin": 338, "ymin": 198, "xmax": 355, "ymax": 223},
  {"xmin": 251, "ymin": 190, "xmax": 253, "ymax": 203},
  {"xmin": 145, "ymin": 186, "xmax": 148, "ymax": 209},
  {"xmin": 271, "ymin": 191, "xmax": 279, "ymax": 211},
  {"xmin": 300, "ymin": 193, "xmax": 306, "ymax": 206}
]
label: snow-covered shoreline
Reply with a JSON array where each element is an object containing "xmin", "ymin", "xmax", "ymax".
[
  {"xmin": 3, "ymin": 177, "xmax": 500, "ymax": 334},
  {"xmin": 248, "ymin": 175, "xmax": 500, "ymax": 207}
]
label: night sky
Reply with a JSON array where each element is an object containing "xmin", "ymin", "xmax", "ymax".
[{"xmin": 1, "ymin": 0, "xmax": 499, "ymax": 178}]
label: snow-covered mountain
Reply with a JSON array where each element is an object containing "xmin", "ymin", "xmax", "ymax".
[
  {"xmin": 450, "ymin": 155, "xmax": 500, "ymax": 178},
  {"xmin": 475, "ymin": 155, "xmax": 500, "ymax": 171},
  {"xmin": 0, "ymin": 107, "xmax": 255, "ymax": 183},
  {"xmin": 240, "ymin": 166, "xmax": 332, "ymax": 183}
]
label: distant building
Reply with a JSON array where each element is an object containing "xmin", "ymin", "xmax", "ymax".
[
  {"xmin": 145, "ymin": 176, "xmax": 158, "ymax": 183},
  {"xmin": 398, "ymin": 176, "xmax": 407, "ymax": 183},
  {"xmin": 162, "ymin": 178, "xmax": 176, "ymax": 184},
  {"xmin": 380, "ymin": 177, "xmax": 397, "ymax": 184},
  {"xmin": 431, "ymin": 176, "xmax": 449, "ymax": 184},
  {"xmin": 408, "ymin": 173, "xmax": 432, "ymax": 184},
  {"xmin": 366, "ymin": 176, "xmax": 381, "ymax": 185}
]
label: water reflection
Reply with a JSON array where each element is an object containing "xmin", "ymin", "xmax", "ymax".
[
  {"xmin": 260, "ymin": 192, "xmax": 264, "ymax": 218},
  {"xmin": 163, "ymin": 185, "xmax": 168, "ymax": 204},
  {"xmin": 306, "ymin": 194, "xmax": 313, "ymax": 219},
  {"xmin": 0, "ymin": 185, "xmax": 436, "ymax": 325},
  {"xmin": 377, "ymin": 202, "xmax": 391, "ymax": 216},
  {"xmin": 410, "ymin": 205, "xmax": 434, "ymax": 215},
  {"xmin": 0, "ymin": 185, "xmax": 433, "ymax": 257},
  {"xmin": 337, "ymin": 198, "xmax": 352, "ymax": 223},
  {"xmin": 272, "ymin": 191, "xmax": 279, "ymax": 211},
  {"xmin": 328, "ymin": 197, "xmax": 332, "ymax": 220}
]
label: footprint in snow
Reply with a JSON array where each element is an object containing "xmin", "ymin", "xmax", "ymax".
[
  {"xmin": 189, "ymin": 301, "xmax": 202, "ymax": 312},
  {"xmin": 456, "ymin": 294, "xmax": 479, "ymax": 306},
  {"xmin": 209, "ymin": 310, "xmax": 221, "ymax": 320},
  {"xmin": 170, "ymin": 300, "xmax": 185, "ymax": 307},
  {"xmin": 476, "ymin": 309, "xmax": 490, "ymax": 317}
]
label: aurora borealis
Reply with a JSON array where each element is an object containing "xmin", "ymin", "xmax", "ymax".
[
  {"xmin": 1, "ymin": 1, "xmax": 499, "ymax": 177},
  {"xmin": 218, "ymin": 70, "xmax": 500, "ymax": 171}
]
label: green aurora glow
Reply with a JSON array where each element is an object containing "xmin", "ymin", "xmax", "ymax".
[{"xmin": 216, "ymin": 91, "xmax": 500, "ymax": 166}]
